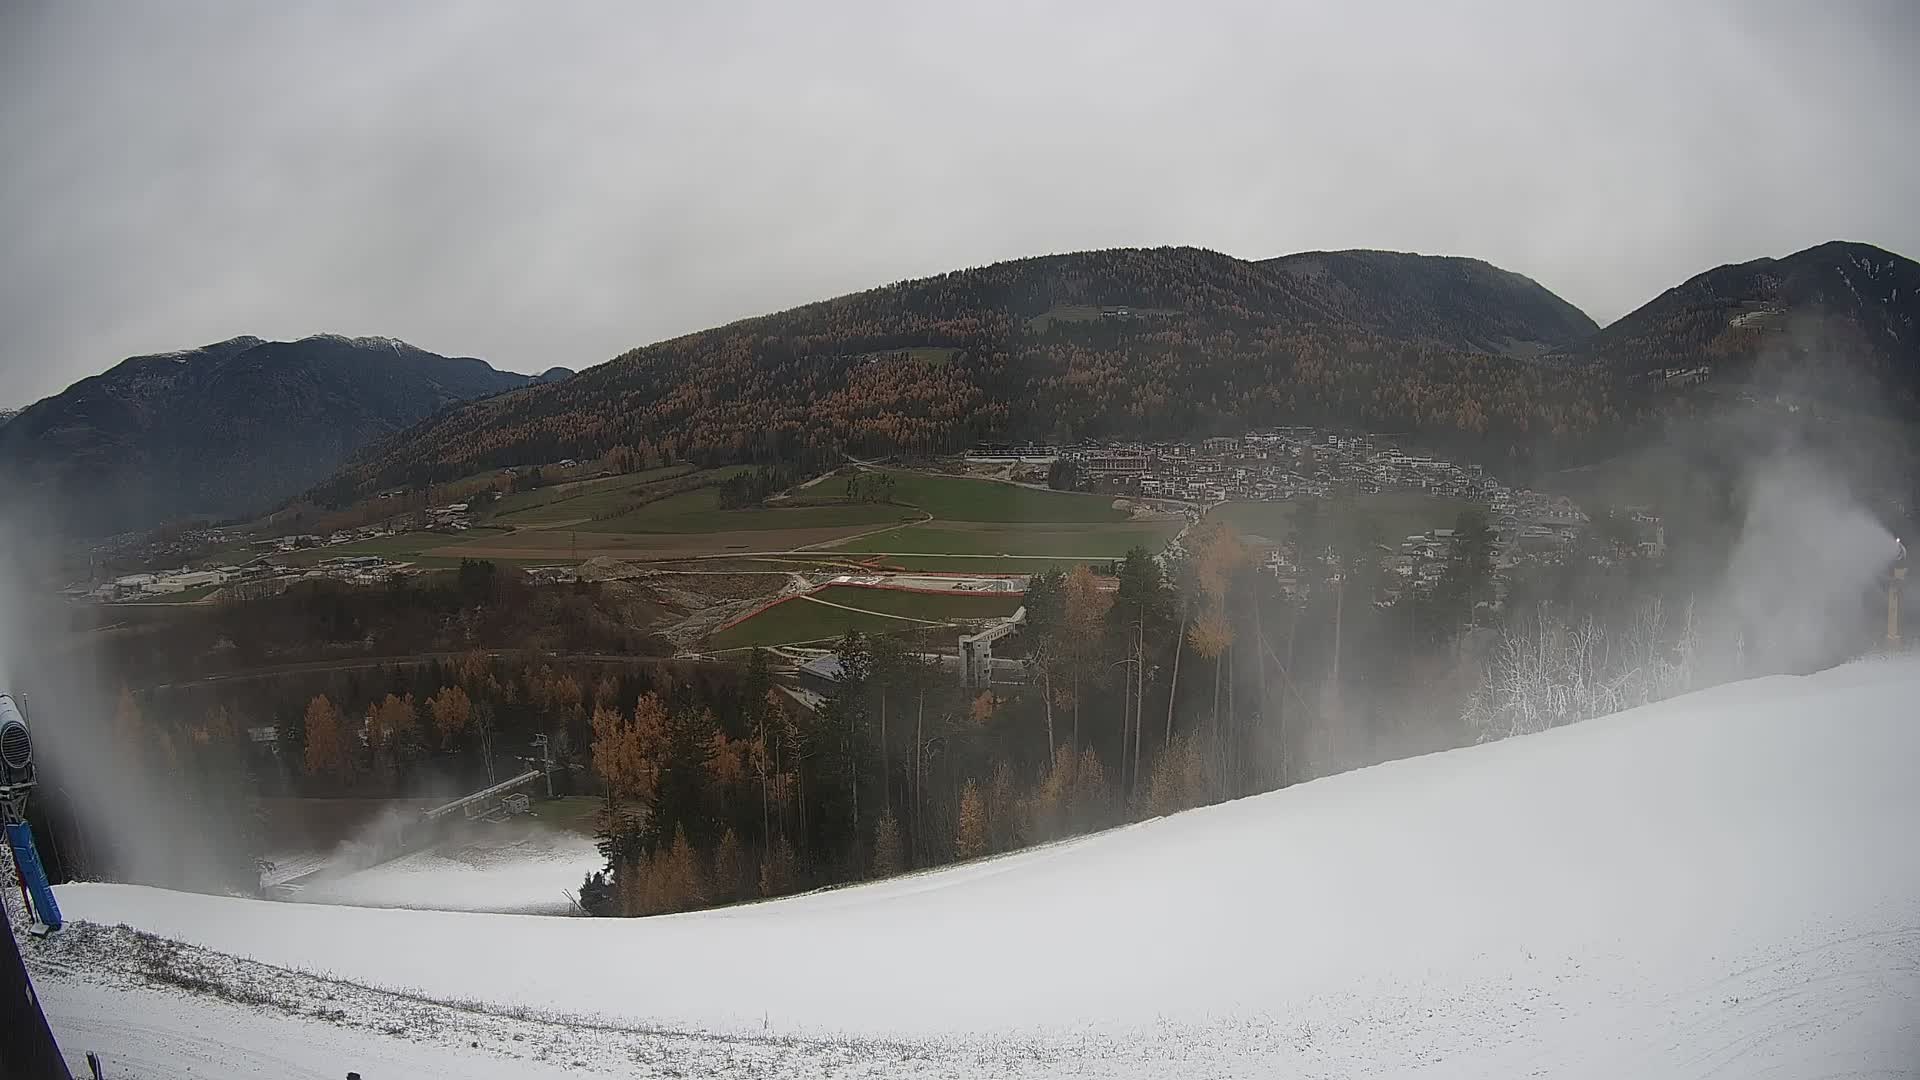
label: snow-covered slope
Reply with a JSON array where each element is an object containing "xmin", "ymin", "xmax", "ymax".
[
  {"xmin": 292, "ymin": 827, "xmax": 602, "ymax": 915},
  {"xmin": 45, "ymin": 981, "xmax": 586, "ymax": 1080},
  {"xmin": 45, "ymin": 659, "xmax": 1920, "ymax": 1076}
]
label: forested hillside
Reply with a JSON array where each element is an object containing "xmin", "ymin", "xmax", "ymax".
[
  {"xmin": 326, "ymin": 247, "xmax": 1627, "ymax": 501},
  {"xmin": 1590, "ymin": 240, "xmax": 1920, "ymax": 404},
  {"xmin": 0, "ymin": 334, "xmax": 550, "ymax": 534},
  {"xmin": 1261, "ymin": 249, "xmax": 1598, "ymax": 358}
]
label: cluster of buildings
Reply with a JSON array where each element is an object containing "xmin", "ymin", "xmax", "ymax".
[
  {"xmin": 81, "ymin": 485, "xmax": 512, "ymax": 604},
  {"xmin": 1058, "ymin": 429, "xmax": 1504, "ymax": 504},
  {"xmin": 95, "ymin": 566, "xmax": 237, "ymax": 600},
  {"xmin": 269, "ymin": 504, "xmax": 472, "ymax": 555},
  {"xmin": 89, "ymin": 524, "xmax": 245, "ymax": 573},
  {"xmin": 91, "ymin": 555, "xmax": 406, "ymax": 602},
  {"xmin": 1046, "ymin": 429, "xmax": 1663, "ymax": 606}
]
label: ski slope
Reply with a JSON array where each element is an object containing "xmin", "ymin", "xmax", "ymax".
[
  {"xmin": 43, "ymin": 980, "xmax": 586, "ymax": 1080},
  {"xmin": 44, "ymin": 658, "xmax": 1920, "ymax": 1076},
  {"xmin": 293, "ymin": 827, "xmax": 601, "ymax": 914}
]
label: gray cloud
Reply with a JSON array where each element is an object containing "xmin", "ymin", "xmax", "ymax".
[{"xmin": 2, "ymin": 0, "xmax": 1915, "ymax": 405}]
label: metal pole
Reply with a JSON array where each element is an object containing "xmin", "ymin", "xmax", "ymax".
[
  {"xmin": 1891, "ymin": 538, "xmax": 1907, "ymax": 649},
  {"xmin": 11, "ymin": 857, "xmax": 31, "ymax": 924},
  {"xmin": 533, "ymin": 735, "xmax": 554, "ymax": 799},
  {"xmin": 1890, "ymin": 567, "xmax": 1906, "ymax": 648}
]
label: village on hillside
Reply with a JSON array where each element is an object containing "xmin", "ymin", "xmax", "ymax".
[{"xmin": 976, "ymin": 428, "xmax": 1664, "ymax": 600}]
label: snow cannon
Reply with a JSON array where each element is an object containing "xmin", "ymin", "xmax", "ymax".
[
  {"xmin": 0, "ymin": 694, "xmax": 32, "ymax": 789},
  {"xmin": 0, "ymin": 693, "xmax": 60, "ymax": 932}
]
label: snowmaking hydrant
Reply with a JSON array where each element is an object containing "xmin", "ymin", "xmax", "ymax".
[{"xmin": 0, "ymin": 693, "xmax": 61, "ymax": 933}]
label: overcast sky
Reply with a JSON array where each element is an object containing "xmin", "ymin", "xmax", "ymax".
[{"xmin": 2, "ymin": 1, "xmax": 1915, "ymax": 406}]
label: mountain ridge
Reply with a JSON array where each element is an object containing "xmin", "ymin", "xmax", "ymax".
[
  {"xmin": 19, "ymin": 240, "xmax": 1916, "ymax": 530},
  {"xmin": 1588, "ymin": 240, "xmax": 1920, "ymax": 400},
  {"xmin": 1259, "ymin": 248, "xmax": 1598, "ymax": 358},
  {"xmin": 0, "ymin": 334, "xmax": 544, "ymax": 534},
  {"xmin": 323, "ymin": 244, "xmax": 1628, "ymax": 501}
]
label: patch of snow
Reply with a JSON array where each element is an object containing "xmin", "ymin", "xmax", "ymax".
[
  {"xmin": 43, "ymin": 658, "xmax": 1920, "ymax": 1075},
  {"xmin": 295, "ymin": 827, "xmax": 602, "ymax": 914},
  {"xmin": 32, "ymin": 923, "xmax": 1010, "ymax": 1079},
  {"xmin": 40, "ymin": 978, "xmax": 588, "ymax": 1080}
]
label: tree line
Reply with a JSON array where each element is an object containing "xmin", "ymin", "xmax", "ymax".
[{"xmin": 574, "ymin": 506, "xmax": 1522, "ymax": 916}]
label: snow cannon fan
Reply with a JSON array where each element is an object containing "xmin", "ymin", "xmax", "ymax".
[
  {"xmin": 0, "ymin": 693, "xmax": 61, "ymax": 932},
  {"xmin": 0, "ymin": 694, "xmax": 34, "ymax": 815}
]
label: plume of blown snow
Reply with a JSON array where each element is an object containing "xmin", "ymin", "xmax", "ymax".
[{"xmin": 1713, "ymin": 453, "xmax": 1896, "ymax": 675}]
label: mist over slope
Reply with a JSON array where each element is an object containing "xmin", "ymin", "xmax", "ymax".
[
  {"xmin": 0, "ymin": 334, "xmax": 543, "ymax": 534},
  {"xmin": 47, "ymin": 657, "xmax": 1920, "ymax": 1075}
]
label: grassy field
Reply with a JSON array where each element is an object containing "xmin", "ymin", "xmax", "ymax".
[
  {"xmin": 809, "ymin": 585, "xmax": 1021, "ymax": 620},
  {"xmin": 574, "ymin": 466, "xmax": 1119, "ymax": 535},
  {"xmin": 491, "ymin": 465, "xmax": 699, "ymax": 522},
  {"xmin": 830, "ymin": 521, "xmax": 1177, "ymax": 557},
  {"xmin": 525, "ymin": 795, "xmax": 603, "ymax": 836},
  {"xmin": 276, "ymin": 530, "xmax": 509, "ymax": 566},
  {"xmin": 851, "ymin": 554, "xmax": 1113, "ymax": 574},
  {"xmin": 709, "ymin": 597, "xmax": 912, "ymax": 650},
  {"xmin": 710, "ymin": 586, "xmax": 1020, "ymax": 650},
  {"xmin": 275, "ymin": 528, "xmax": 596, "ymax": 569},
  {"xmin": 403, "ymin": 553, "xmax": 584, "ymax": 569},
  {"xmin": 868, "ymin": 470, "xmax": 1126, "ymax": 522},
  {"xmin": 589, "ymin": 486, "xmax": 919, "ymax": 534},
  {"xmin": 264, "ymin": 468, "xmax": 1166, "ymax": 573},
  {"xmin": 187, "ymin": 541, "xmax": 270, "ymax": 567},
  {"xmin": 650, "ymin": 556, "xmax": 869, "ymax": 573},
  {"xmin": 435, "ymin": 524, "xmax": 883, "ymax": 561},
  {"xmin": 1210, "ymin": 493, "xmax": 1477, "ymax": 545}
]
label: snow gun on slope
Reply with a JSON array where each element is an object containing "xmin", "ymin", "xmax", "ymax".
[{"xmin": 1, "ymin": 693, "xmax": 62, "ymax": 933}]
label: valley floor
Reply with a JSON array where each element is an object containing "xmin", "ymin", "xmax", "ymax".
[{"xmin": 30, "ymin": 659, "xmax": 1920, "ymax": 1077}]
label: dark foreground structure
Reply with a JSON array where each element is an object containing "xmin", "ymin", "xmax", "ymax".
[{"xmin": 0, "ymin": 897, "xmax": 72, "ymax": 1080}]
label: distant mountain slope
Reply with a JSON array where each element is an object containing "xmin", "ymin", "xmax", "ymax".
[
  {"xmin": 0, "ymin": 334, "xmax": 538, "ymax": 534},
  {"xmin": 1262, "ymin": 249, "xmax": 1597, "ymax": 358},
  {"xmin": 326, "ymin": 246, "xmax": 1617, "ymax": 500},
  {"xmin": 1589, "ymin": 241, "xmax": 1920, "ymax": 404}
]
